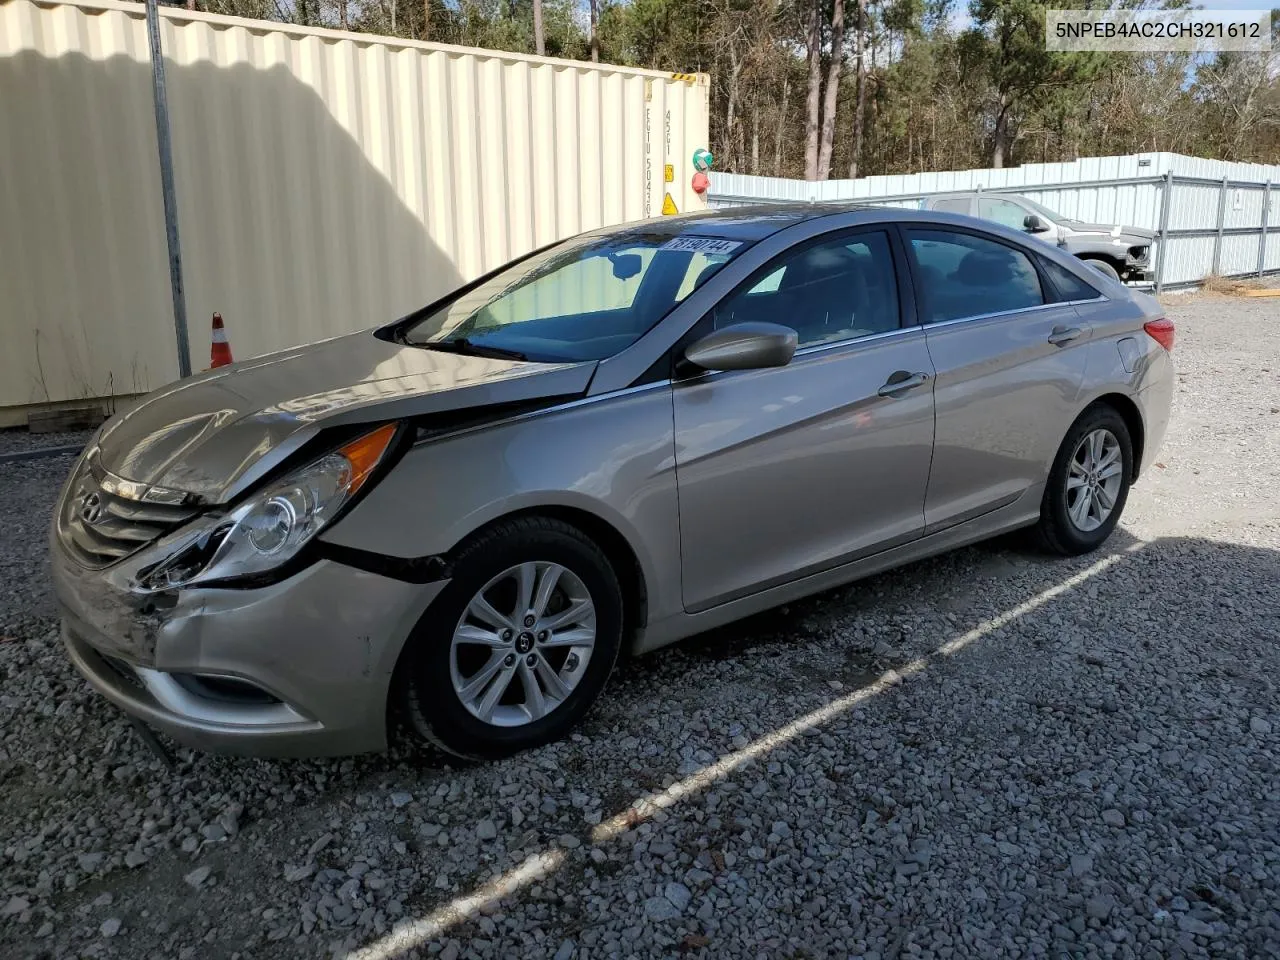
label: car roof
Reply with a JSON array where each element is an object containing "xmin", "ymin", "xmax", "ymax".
[
  {"xmin": 606, "ymin": 202, "xmax": 932, "ymax": 243},
  {"xmin": 602, "ymin": 200, "xmax": 1070, "ymax": 246}
]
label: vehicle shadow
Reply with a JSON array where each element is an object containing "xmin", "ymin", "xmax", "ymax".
[
  {"xmin": 373, "ymin": 523, "xmax": 1161, "ymax": 777},
  {"xmin": 616, "ymin": 525, "xmax": 1144, "ymax": 674}
]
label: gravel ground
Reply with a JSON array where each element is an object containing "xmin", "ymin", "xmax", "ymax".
[
  {"xmin": 2, "ymin": 299, "xmax": 1277, "ymax": 960},
  {"xmin": 0, "ymin": 429, "xmax": 94, "ymax": 459}
]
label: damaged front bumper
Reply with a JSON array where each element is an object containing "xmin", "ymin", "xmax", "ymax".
[{"xmin": 52, "ymin": 528, "xmax": 446, "ymax": 757}]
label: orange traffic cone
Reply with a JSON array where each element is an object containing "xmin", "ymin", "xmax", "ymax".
[{"xmin": 210, "ymin": 312, "xmax": 234, "ymax": 368}]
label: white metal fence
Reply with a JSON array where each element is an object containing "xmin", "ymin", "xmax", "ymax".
[{"xmin": 708, "ymin": 153, "xmax": 1280, "ymax": 292}]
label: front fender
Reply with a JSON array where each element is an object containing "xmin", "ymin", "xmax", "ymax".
[{"xmin": 320, "ymin": 383, "xmax": 683, "ymax": 627}]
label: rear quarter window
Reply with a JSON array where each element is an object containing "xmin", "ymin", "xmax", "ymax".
[{"xmin": 1039, "ymin": 257, "xmax": 1102, "ymax": 302}]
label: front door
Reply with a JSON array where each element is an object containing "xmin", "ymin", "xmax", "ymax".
[
  {"xmin": 673, "ymin": 228, "xmax": 936, "ymax": 613},
  {"xmin": 904, "ymin": 226, "xmax": 1092, "ymax": 533}
]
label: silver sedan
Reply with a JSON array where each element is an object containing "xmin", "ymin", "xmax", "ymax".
[{"xmin": 51, "ymin": 205, "xmax": 1174, "ymax": 759}]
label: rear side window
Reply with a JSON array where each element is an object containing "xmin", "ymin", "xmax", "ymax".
[
  {"xmin": 1039, "ymin": 257, "xmax": 1101, "ymax": 302},
  {"xmin": 931, "ymin": 198, "xmax": 971, "ymax": 214},
  {"xmin": 906, "ymin": 229, "xmax": 1044, "ymax": 323},
  {"xmin": 712, "ymin": 230, "xmax": 900, "ymax": 348}
]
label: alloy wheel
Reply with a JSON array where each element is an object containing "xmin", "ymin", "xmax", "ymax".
[
  {"xmin": 449, "ymin": 561, "xmax": 597, "ymax": 727},
  {"xmin": 1065, "ymin": 427, "xmax": 1123, "ymax": 533}
]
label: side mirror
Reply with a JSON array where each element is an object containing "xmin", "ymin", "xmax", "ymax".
[
  {"xmin": 684, "ymin": 322, "xmax": 798, "ymax": 372},
  {"xmin": 1024, "ymin": 214, "xmax": 1049, "ymax": 233}
]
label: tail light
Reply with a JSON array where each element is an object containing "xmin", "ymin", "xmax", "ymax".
[{"xmin": 1143, "ymin": 317, "xmax": 1175, "ymax": 352}]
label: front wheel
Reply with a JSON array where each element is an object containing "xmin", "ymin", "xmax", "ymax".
[
  {"xmin": 1036, "ymin": 405, "xmax": 1134, "ymax": 556},
  {"xmin": 397, "ymin": 517, "xmax": 623, "ymax": 760}
]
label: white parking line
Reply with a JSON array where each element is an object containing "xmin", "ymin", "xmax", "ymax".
[{"xmin": 345, "ymin": 850, "xmax": 564, "ymax": 960}]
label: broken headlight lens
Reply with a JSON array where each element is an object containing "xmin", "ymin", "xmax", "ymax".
[{"xmin": 137, "ymin": 424, "xmax": 397, "ymax": 590}]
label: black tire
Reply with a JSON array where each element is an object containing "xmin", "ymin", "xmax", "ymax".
[
  {"xmin": 1081, "ymin": 257, "xmax": 1121, "ymax": 282},
  {"xmin": 397, "ymin": 516, "xmax": 623, "ymax": 760},
  {"xmin": 1036, "ymin": 404, "xmax": 1134, "ymax": 556}
]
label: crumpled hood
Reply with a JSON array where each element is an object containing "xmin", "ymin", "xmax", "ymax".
[
  {"xmin": 1064, "ymin": 222, "xmax": 1158, "ymax": 243},
  {"xmin": 95, "ymin": 330, "xmax": 595, "ymax": 503}
]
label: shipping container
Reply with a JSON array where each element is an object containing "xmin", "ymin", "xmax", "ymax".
[{"xmin": 0, "ymin": 0, "xmax": 710, "ymax": 417}]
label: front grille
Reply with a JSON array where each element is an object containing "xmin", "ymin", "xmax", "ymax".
[
  {"xmin": 1128, "ymin": 245, "xmax": 1150, "ymax": 261},
  {"xmin": 59, "ymin": 459, "xmax": 198, "ymax": 568}
]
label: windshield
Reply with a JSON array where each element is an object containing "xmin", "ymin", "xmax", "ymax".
[
  {"xmin": 1020, "ymin": 196, "xmax": 1075, "ymax": 224},
  {"xmin": 403, "ymin": 230, "xmax": 746, "ymax": 363}
]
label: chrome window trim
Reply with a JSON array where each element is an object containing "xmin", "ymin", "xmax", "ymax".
[
  {"xmin": 792, "ymin": 323, "xmax": 924, "ymax": 357},
  {"xmin": 921, "ymin": 294, "xmax": 1106, "ymax": 331}
]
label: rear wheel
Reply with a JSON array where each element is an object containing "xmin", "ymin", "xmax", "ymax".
[
  {"xmin": 1036, "ymin": 405, "xmax": 1133, "ymax": 556},
  {"xmin": 397, "ymin": 516, "xmax": 623, "ymax": 760},
  {"xmin": 1080, "ymin": 256, "xmax": 1121, "ymax": 282}
]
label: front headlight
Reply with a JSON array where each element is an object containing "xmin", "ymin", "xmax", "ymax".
[{"xmin": 137, "ymin": 423, "xmax": 398, "ymax": 590}]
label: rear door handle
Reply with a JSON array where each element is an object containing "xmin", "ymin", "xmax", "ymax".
[
  {"xmin": 877, "ymin": 371, "xmax": 931, "ymax": 397},
  {"xmin": 1048, "ymin": 325, "xmax": 1083, "ymax": 346}
]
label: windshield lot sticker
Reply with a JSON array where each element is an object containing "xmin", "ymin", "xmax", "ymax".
[{"xmin": 660, "ymin": 237, "xmax": 743, "ymax": 254}]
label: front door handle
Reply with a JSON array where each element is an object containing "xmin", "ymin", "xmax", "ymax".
[
  {"xmin": 1048, "ymin": 325, "xmax": 1083, "ymax": 346},
  {"xmin": 877, "ymin": 371, "xmax": 931, "ymax": 397}
]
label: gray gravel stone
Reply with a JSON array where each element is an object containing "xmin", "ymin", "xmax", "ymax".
[
  {"xmin": 664, "ymin": 881, "xmax": 692, "ymax": 912},
  {"xmin": 1086, "ymin": 896, "xmax": 1115, "ymax": 920},
  {"xmin": 1177, "ymin": 914, "xmax": 1217, "ymax": 936},
  {"xmin": 643, "ymin": 897, "xmax": 681, "ymax": 922}
]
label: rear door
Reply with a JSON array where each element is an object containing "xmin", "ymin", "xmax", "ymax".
[
  {"xmin": 904, "ymin": 226, "xmax": 1092, "ymax": 534},
  {"xmin": 672, "ymin": 228, "xmax": 936, "ymax": 612}
]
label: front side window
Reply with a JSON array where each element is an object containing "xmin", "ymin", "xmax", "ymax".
[
  {"xmin": 907, "ymin": 229, "xmax": 1044, "ymax": 323},
  {"xmin": 978, "ymin": 197, "xmax": 1030, "ymax": 231},
  {"xmin": 711, "ymin": 231, "xmax": 901, "ymax": 348},
  {"xmin": 405, "ymin": 232, "xmax": 746, "ymax": 362}
]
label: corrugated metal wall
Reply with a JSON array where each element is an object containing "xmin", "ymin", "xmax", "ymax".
[
  {"xmin": 0, "ymin": 0, "xmax": 710, "ymax": 411},
  {"xmin": 710, "ymin": 153, "xmax": 1280, "ymax": 291}
]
